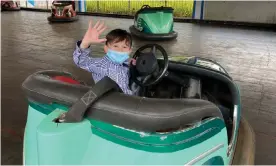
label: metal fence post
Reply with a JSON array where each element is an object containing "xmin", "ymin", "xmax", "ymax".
[
  {"xmin": 46, "ymin": 0, "xmax": 48, "ymax": 9},
  {"xmin": 97, "ymin": 0, "xmax": 99, "ymax": 12},
  {"xmin": 128, "ymin": 0, "xmax": 130, "ymax": 13}
]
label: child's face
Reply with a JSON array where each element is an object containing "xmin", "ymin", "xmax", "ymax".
[{"xmin": 104, "ymin": 39, "xmax": 132, "ymax": 54}]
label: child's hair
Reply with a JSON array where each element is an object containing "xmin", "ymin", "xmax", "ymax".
[{"xmin": 105, "ymin": 29, "xmax": 132, "ymax": 47}]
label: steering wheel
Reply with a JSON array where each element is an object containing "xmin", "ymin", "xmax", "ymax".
[
  {"xmin": 2, "ymin": 2, "xmax": 11, "ymax": 8},
  {"xmin": 141, "ymin": 5, "xmax": 151, "ymax": 9},
  {"xmin": 130, "ymin": 44, "xmax": 169, "ymax": 87}
]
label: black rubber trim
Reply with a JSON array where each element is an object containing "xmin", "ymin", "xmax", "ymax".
[
  {"xmin": 129, "ymin": 25, "xmax": 178, "ymax": 41},
  {"xmin": 52, "ymin": 2, "xmax": 72, "ymax": 7},
  {"xmin": 47, "ymin": 15, "xmax": 78, "ymax": 22},
  {"xmin": 168, "ymin": 62, "xmax": 239, "ymax": 105},
  {"xmin": 1, "ymin": 7, "xmax": 20, "ymax": 11},
  {"xmin": 58, "ymin": 76, "xmax": 122, "ymax": 123}
]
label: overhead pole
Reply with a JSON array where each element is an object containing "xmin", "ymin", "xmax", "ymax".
[
  {"xmin": 78, "ymin": 0, "xmax": 86, "ymax": 12},
  {"xmin": 192, "ymin": 0, "xmax": 204, "ymax": 20}
]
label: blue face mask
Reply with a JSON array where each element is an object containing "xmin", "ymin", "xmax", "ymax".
[{"xmin": 106, "ymin": 49, "xmax": 129, "ymax": 64}]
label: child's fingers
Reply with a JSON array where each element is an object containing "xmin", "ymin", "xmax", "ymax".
[
  {"xmin": 131, "ymin": 59, "xmax": 137, "ymax": 65},
  {"xmin": 88, "ymin": 20, "xmax": 93, "ymax": 29},
  {"xmin": 129, "ymin": 58, "xmax": 136, "ymax": 65},
  {"xmin": 98, "ymin": 25, "xmax": 107, "ymax": 34},
  {"xmin": 93, "ymin": 20, "xmax": 100, "ymax": 30},
  {"xmin": 96, "ymin": 21, "xmax": 105, "ymax": 31},
  {"xmin": 98, "ymin": 38, "xmax": 107, "ymax": 43}
]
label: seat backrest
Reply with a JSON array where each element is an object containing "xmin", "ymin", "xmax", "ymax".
[
  {"xmin": 22, "ymin": 70, "xmax": 224, "ymax": 132},
  {"xmin": 134, "ymin": 6, "xmax": 174, "ymax": 20}
]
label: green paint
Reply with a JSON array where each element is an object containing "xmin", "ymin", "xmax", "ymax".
[
  {"xmin": 24, "ymin": 105, "xmax": 47, "ymax": 165},
  {"xmin": 36, "ymin": 110, "xmax": 92, "ymax": 164},
  {"xmin": 24, "ymin": 100, "xmax": 234, "ymax": 164},
  {"xmin": 29, "ymin": 101, "xmax": 69, "ymax": 115},
  {"xmin": 90, "ymin": 118, "xmax": 225, "ymax": 152},
  {"xmin": 28, "ymin": 101, "xmax": 225, "ymax": 152},
  {"xmin": 136, "ymin": 9, "xmax": 174, "ymax": 34},
  {"xmin": 203, "ymin": 156, "xmax": 225, "ymax": 165}
]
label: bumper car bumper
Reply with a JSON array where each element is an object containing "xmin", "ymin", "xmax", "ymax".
[
  {"xmin": 47, "ymin": 15, "xmax": 78, "ymax": 22},
  {"xmin": 1, "ymin": 6, "xmax": 20, "ymax": 11},
  {"xmin": 232, "ymin": 116, "xmax": 255, "ymax": 165},
  {"xmin": 129, "ymin": 25, "xmax": 178, "ymax": 41}
]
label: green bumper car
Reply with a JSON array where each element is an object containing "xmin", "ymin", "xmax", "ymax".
[
  {"xmin": 129, "ymin": 5, "xmax": 178, "ymax": 41},
  {"xmin": 22, "ymin": 44, "xmax": 255, "ymax": 165}
]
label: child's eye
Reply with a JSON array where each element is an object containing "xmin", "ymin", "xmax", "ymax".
[{"xmin": 114, "ymin": 45, "xmax": 118, "ymax": 47}]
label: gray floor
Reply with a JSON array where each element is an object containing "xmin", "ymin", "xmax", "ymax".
[{"xmin": 1, "ymin": 11, "xmax": 276, "ymax": 164}]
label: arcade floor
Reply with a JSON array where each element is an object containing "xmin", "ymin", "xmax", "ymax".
[{"xmin": 1, "ymin": 11, "xmax": 276, "ymax": 164}]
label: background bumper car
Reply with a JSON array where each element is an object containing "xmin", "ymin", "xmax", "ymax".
[
  {"xmin": 129, "ymin": 5, "xmax": 178, "ymax": 41},
  {"xmin": 47, "ymin": 1, "xmax": 78, "ymax": 22},
  {"xmin": 22, "ymin": 44, "xmax": 254, "ymax": 165},
  {"xmin": 1, "ymin": 0, "xmax": 20, "ymax": 11}
]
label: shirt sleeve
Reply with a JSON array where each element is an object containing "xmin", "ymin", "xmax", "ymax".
[{"xmin": 73, "ymin": 40, "xmax": 102, "ymax": 73}]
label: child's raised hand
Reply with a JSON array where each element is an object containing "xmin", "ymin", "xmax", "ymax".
[
  {"xmin": 129, "ymin": 58, "xmax": 136, "ymax": 65},
  {"xmin": 81, "ymin": 20, "xmax": 107, "ymax": 49}
]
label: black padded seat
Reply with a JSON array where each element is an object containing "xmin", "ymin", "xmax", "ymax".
[
  {"xmin": 22, "ymin": 70, "xmax": 224, "ymax": 132},
  {"xmin": 52, "ymin": 1, "xmax": 72, "ymax": 7}
]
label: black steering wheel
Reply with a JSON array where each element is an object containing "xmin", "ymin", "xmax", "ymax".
[
  {"xmin": 2, "ymin": 2, "xmax": 11, "ymax": 8},
  {"xmin": 130, "ymin": 44, "xmax": 169, "ymax": 87},
  {"xmin": 141, "ymin": 5, "xmax": 151, "ymax": 9}
]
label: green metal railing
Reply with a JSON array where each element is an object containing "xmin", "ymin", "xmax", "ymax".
[{"xmin": 86, "ymin": 0, "xmax": 193, "ymax": 18}]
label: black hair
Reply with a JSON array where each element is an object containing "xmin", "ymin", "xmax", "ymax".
[{"xmin": 105, "ymin": 29, "xmax": 132, "ymax": 47}]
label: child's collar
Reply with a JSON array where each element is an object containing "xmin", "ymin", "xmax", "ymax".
[{"xmin": 122, "ymin": 61, "xmax": 130, "ymax": 67}]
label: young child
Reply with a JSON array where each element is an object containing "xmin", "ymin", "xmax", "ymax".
[{"xmin": 73, "ymin": 20, "xmax": 135, "ymax": 95}]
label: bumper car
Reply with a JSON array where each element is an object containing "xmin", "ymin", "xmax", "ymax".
[
  {"xmin": 22, "ymin": 44, "xmax": 255, "ymax": 165},
  {"xmin": 47, "ymin": 0, "xmax": 78, "ymax": 22},
  {"xmin": 129, "ymin": 5, "xmax": 178, "ymax": 41},
  {"xmin": 1, "ymin": 0, "xmax": 20, "ymax": 11}
]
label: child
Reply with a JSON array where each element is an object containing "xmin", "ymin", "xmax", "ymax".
[{"xmin": 73, "ymin": 20, "xmax": 135, "ymax": 95}]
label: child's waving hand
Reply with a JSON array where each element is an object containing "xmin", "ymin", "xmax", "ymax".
[{"xmin": 81, "ymin": 20, "xmax": 107, "ymax": 48}]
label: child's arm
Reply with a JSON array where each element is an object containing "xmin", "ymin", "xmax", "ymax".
[
  {"xmin": 73, "ymin": 19, "xmax": 107, "ymax": 73},
  {"xmin": 73, "ymin": 40, "xmax": 101, "ymax": 73}
]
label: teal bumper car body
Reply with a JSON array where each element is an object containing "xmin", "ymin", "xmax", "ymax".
[
  {"xmin": 22, "ymin": 44, "xmax": 254, "ymax": 165},
  {"xmin": 129, "ymin": 5, "xmax": 178, "ymax": 40}
]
